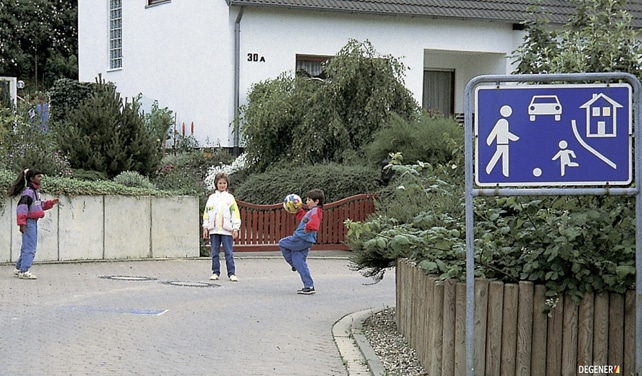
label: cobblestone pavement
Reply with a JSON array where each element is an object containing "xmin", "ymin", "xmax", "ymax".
[{"xmin": 1, "ymin": 252, "xmax": 395, "ymax": 376}]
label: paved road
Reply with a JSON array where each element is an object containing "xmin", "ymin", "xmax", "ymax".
[{"xmin": 1, "ymin": 252, "xmax": 395, "ymax": 376}]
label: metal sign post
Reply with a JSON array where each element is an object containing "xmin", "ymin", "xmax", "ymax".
[{"xmin": 464, "ymin": 72, "xmax": 641, "ymax": 375}]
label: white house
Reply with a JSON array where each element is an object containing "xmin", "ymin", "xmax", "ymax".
[{"xmin": 78, "ymin": 0, "xmax": 642, "ymax": 152}]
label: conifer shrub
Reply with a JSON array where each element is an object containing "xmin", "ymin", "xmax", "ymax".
[{"xmin": 55, "ymin": 76, "xmax": 163, "ymax": 178}]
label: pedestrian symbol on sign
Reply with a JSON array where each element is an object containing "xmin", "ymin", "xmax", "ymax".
[{"xmin": 485, "ymin": 105, "xmax": 519, "ymax": 177}]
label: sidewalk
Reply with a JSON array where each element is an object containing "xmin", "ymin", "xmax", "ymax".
[{"xmin": 0, "ymin": 251, "xmax": 394, "ymax": 376}]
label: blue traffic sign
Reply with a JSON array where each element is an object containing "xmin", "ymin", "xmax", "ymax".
[{"xmin": 475, "ymin": 84, "xmax": 632, "ymax": 187}]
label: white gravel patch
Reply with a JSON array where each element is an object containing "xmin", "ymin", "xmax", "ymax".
[{"xmin": 361, "ymin": 308, "xmax": 428, "ymax": 376}]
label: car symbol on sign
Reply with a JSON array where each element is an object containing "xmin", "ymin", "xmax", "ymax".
[{"xmin": 528, "ymin": 95, "xmax": 562, "ymax": 121}]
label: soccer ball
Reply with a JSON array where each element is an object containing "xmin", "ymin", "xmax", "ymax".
[{"xmin": 283, "ymin": 194, "xmax": 303, "ymax": 213}]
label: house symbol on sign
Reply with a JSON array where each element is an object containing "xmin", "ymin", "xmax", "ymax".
[{"xmin": 579, "ymin": 93, "xmax": 622, "ymax": 138}]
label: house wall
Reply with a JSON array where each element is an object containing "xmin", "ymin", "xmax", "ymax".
[
  {"xmin": 79, "ymin": 1, "xmax": 234, "ymax": 147},
  {"xmin": 79, "ymin": 2, "xmax": 526, "ymax": 147}
]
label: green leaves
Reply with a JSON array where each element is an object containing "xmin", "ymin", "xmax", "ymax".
[
  {"xmin": 56, "ymin": 76, "xmax": 164, "ymax": 178},
  {"xmin": 512, "ymin": 0, "xmax": 642, "ymax": 78},
  {"xmin": 239, "ymin": 40, "xmax": 420, "ymax": 173},
  {"xmin": 347, "ymin": 152, "xmax": 636, "ymax": 300}
]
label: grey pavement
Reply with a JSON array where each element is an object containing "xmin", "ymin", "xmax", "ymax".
[{"xmin": 1, "ymin": 251, "xmax": 395, "ymax": 376}]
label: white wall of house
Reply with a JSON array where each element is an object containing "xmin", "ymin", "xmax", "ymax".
[
  {"xmin": 79, "ymin": 1, "xmax": 234, "ymax": 147},
  {"xmin": 79, "ymin": 1, "xmax": 525, "ymax": 148}
]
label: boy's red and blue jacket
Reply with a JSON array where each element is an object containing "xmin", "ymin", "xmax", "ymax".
[
  {"xmin": 293, "ymin": 206, "xmax": 323, "ymax": 243},
  {"xmin": 16, "ymin": 183, "xmax": 55, "ymax": 226}
]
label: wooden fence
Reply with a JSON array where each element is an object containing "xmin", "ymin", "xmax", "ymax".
[
  {"xmin": 233, "ymin": 193, "xmax": 376, "ymax": 251},
  {"xmin": 396, "ymin": 259, "xmax": 637, "ymax": 376}
]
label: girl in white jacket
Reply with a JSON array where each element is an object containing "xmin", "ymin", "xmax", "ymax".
[{"xmin": 202, "ymin": 172, "xmax": 241, "ymax": 281}]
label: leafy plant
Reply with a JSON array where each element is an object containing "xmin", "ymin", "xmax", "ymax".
[
  {"xmin": 239, "ymin": 39, "xmax": 420, "ymax": 173},
  {"xmin": 0, "ymin": 97, "xmax": 72, "ymax": 177},
  {"xmin": 363, "ymin": 112, "xmax": 463, "ymax": 167},
  {"xmin": 233, "ymin": 162, "xmax": 381, "ymax": 204},
  {"xmin": 511, "ymin": 0, "xmax": 642, "ymax": 78},
  {"xmin": 113, "ymin": 171, "xmax": 156, "ymax": 189},
  {"xmin": 347, "ymin": 147, "xmax": 636, "ymax": 310}
]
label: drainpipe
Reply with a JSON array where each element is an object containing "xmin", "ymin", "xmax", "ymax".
[{"xmin": 233, "ymin": 7, "xmax": 244, "ymax": 157}]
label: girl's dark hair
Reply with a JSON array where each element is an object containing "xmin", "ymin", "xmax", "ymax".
[
  {"xmin": 307, "ymin": 188, "xmax": 325, "ymax": 208},
  {"xmin": 7, "ymin": 168, "xmax": 42, "ymax": 197}
]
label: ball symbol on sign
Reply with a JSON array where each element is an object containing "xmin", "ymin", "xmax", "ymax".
[{"xmin": 532, "ymin": 168, "xmax": 542, "ymax": 177}]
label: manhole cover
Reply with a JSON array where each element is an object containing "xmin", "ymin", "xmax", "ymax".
[
  {"xmin": 160, "ymin": 281, "xmax": 220, "ymax": 288},
  {"xmin": 99, "ymin": 275, "xmax": 157, "ymax": 281}
]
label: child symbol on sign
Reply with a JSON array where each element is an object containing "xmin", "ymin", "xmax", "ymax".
[{"xmin": 552, "ymin": 140, "xmax": 579, "ymax": 176}]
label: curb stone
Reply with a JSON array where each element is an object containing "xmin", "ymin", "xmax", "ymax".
[{"xmin": 333, "ymin": 307, "xmax": 388, "ymax": 376}]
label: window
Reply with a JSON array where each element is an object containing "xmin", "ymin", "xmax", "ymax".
[
  {"xmin": 147, "ymin": 0, "xmax": 170, "ymax": 6},
  {"xmin": 295, "ymin": 55, "xmax": 332, "ymax": 79},
  {"xmin": 109, "ymin": 0, "xmax": 122, "ymax": 69},
  {"xmin": 423, "ymin": 70, "xmax": 454, "ymax": 117}
]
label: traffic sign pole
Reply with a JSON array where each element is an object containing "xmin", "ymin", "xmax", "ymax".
[{"xmin": 464, "ymin": 73, "xmax": 642, "ymax": 376}]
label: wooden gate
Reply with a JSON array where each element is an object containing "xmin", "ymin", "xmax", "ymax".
[{"xmin": 234, "ymin": 193, "xmax": 376, "ymax": 251}]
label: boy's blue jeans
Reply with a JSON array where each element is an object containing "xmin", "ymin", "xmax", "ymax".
[
  {"xmin": 16, "ymin": 219, "xmax": 38, "ymax": 272},
  {"xmin": 210, "ymin": 234, "xmax": 235, "ymax": 277},
  {"xmin": 279, "ymin": 235, "xmax": 314, "ymax": 288}
]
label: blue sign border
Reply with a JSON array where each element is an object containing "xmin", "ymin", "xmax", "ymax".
[{"xmin": 474, "ymin": 83, "xmax": 632, "ymax": 187}]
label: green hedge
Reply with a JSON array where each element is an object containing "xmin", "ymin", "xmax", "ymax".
[{"xmin": 232, "ymin": 163, "xmax": 381, "ymax": 204}]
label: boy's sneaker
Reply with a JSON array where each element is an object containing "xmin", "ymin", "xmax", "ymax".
[
  {"xmin": 18, "ymin": 271, "xmax": 37, "ymax": 280},
  {"xmin": 229, "ymin": 275, "xmax": 238, "ymax": 282},
  {"xmin": 297, "ymin": 287, "xmax": 315, "ymax": 295},
  {"xmin": 209, "ymin": 274, "xmax": 219, "ymax": 281},
  {"xmin": 13, "ymin": 268, "xmax": 20, "ymax": 276}
]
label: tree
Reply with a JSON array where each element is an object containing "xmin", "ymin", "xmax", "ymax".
[
  {"xmin": 240, "ymin": 39, "xmax": 420, "ymax": 172},
  {"xmin": 0, "ymin": 0, "xmax": 78, "ymax": 91},
  {"xmin": 511, "ymin": 0, "xmax": 642, "ymax": 77},
  {"xmin": 56, "ymin": 77, "xmax": 163, "ymax": 178}
]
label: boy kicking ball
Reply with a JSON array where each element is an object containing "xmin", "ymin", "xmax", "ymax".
[{"xmin": 279, "ymin": 189, "xmax": 324, "ymax": 295}]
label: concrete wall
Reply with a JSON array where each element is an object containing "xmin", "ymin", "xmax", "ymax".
[{"xmin": 1, "ymin": 195, "xmax": 199, "ymax": 263}]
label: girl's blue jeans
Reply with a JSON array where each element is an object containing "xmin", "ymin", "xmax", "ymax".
[
  {"xmin": 16, "ymin": 219, "xmax": 38, "ymax": 272},
  {"xmin": 210, "ymin": 234, "xmax": 235, "ymax": 277},
  {"xmin": 279, "ymin": 235, "xmax": 314, "ymax": 288}
]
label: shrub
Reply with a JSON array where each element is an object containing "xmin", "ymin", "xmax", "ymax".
[
  {"xmin": 113, "ymin": 171, "xmax": 156, "ymax": 189},
  {"xmin": 48, "ymin": 78, "xmax": 94, "ymax": 127},
  {"xmin": 71, "ymin": 169, "xmax": 109, "ymax": 181},
  {"xmin": 347, "ymin": 152, "xmax": 464, "ymax": 281},
  {"xmin": 151, "ymin": 150, "xmax": 216, "ymax": 195},
  {"xmin": 347, "ymin": 150, "xmax": 636, "ymax": 310},
  {"xmin": 239, "ymin": 39, "xmax": 420, "ymax": 173},
  {"xmin": 362, "ymin": 112, "xmax": 463, "ymax": 167},
  {"xmin": 0, "ymin": 99, "xmax": 72, "ymax": 177},
  {"xmin": 55, "ymin": 76, "xmax": 163, "ymax": 178},
  {"xmin": 233, "ymin": 162, "xmax": 381, "ymax": 204}
]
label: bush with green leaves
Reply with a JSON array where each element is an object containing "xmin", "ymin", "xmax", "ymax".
[
  {"xmin": 48, "ymin": 78, "xmax": 94, "ymax": 127},
  {"xmin": 113, "ymin": 171, "xmax": 156, "ymax": 189},
  {"xmin": 347, "ymin": 149, "xmax": 636, "ymax": 310},
  {"xmin": 511, "ymin": 0, "xmax": 642, "ymax": 78},
  {"xmin": 151, "ymin": 149, "xmax": 233, "ymax": 195},
  {"xmin": 233, "ymin": 162, "xmax": 381, "ymax": 204},
  {"xmin": 347, "ymin": 151, "xmax": 465, "ymax": 280},
  {"xmin": 363, "ymin": 112, "xmax": 463, "ymax": 167},
  {"xmin": 0, "ymin": 167, "xmax": 173, "ymax": 198},
  {"xmin": 0, "ymin": 98, "xmax": 72, "ymax": 177},
  {"xmin": 240, "ymin": 39, "xmax": 420, "ymax": 173}
]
